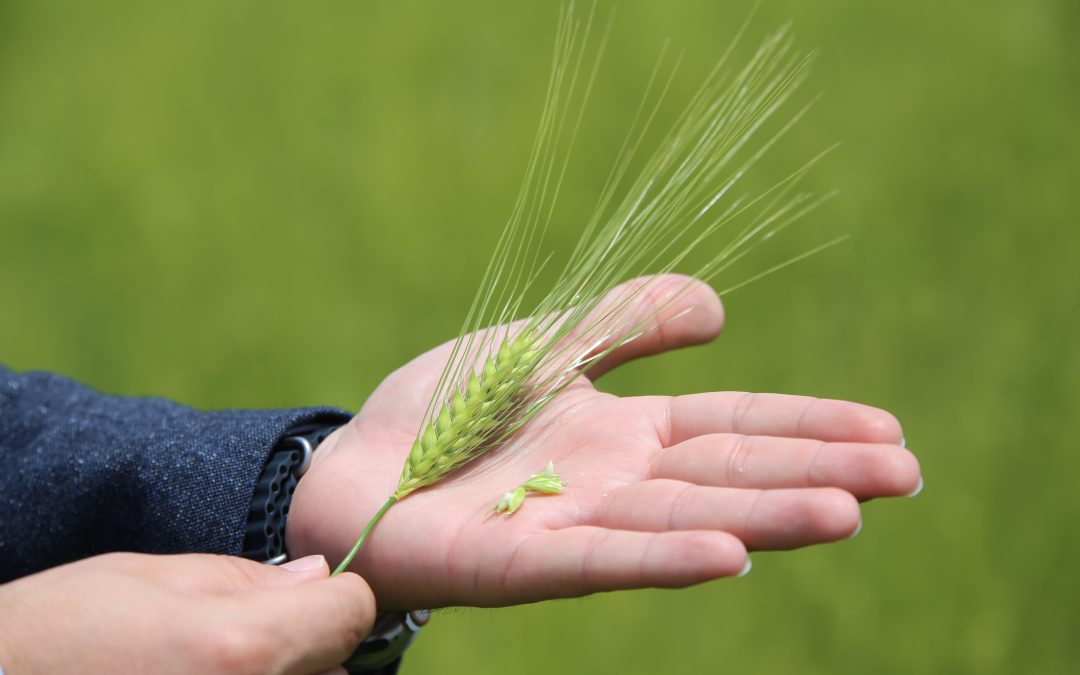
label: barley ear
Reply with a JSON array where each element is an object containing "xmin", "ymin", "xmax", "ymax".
[{"xmin": 394, "ymin": 330, "xmax": 543, "ymax": 500}]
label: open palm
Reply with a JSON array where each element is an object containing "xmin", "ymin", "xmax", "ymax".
[{"xmin": 288, "ymin": 276, "xmax": 921, "ymax": 610}]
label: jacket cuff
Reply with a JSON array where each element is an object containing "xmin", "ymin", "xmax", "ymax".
[
  {"xmin": 156, "ymin": 406, "xmax": 353, "ymax": 557},
  {"xmin": 0, "ymin": 364, "xmax": 352, "ymax": 580}
]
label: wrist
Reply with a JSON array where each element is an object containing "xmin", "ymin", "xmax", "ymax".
[
  {"xmin": 285, "ymin": 422, "xmax": 403, "ymax": 592},
  {"xmin": 283, "ymin": 424, "xmax": 346, "ymax": 560}
]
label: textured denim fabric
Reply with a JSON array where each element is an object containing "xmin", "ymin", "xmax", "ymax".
[{"xmin": 0, "ymin": 363, "xmax": 351, "ymax": 583}]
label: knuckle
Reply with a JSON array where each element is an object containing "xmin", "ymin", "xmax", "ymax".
[
  {"xmin": 85, "ymin": 551, "xmax": 155, "ymax": 575},
  {"xmin": 89, "ymin": 551, "xmax": 138, "ymax": 566},
  {"xmin": 667, "ymin": 483, "xmax": 697, "ymax": 530},
  {"xmin": 98, "ymin": 551, "xmax": 142, "ymax": 565},
  {"xmin": 724, "ymin": 434, "xmax": 753, "ymax": 487},
  {"xmin": 732, "ymin": 392, "xmax": 756, "ymax": 432},
  {"xmin": 179, "ymin": 554, "xmax": 272, "ymax": 592},
  {"xmin": 214, "ymin": 555, "xmax": 267, "ymax": 589},
  {"xmin": 335, "ymin": 574, "xmax": 377, "ymax": 640},
  {"xmin": 190, "ymin": 624, "xmax": 274, "ymax": 675}
]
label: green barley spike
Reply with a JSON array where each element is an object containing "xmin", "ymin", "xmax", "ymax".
[{"xmin": 394, "ymin": 331, "xmax": 542, "ymax": 499}]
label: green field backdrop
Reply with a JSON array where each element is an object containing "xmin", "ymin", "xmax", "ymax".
[{"xmin": 2, "ymin": 1, "xmax": 1077, "ymax": 673}]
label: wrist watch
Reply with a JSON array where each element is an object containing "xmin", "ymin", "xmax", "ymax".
[{"xmin": 243, "ymin": 423, "xmax": 428, "ymax": 673}]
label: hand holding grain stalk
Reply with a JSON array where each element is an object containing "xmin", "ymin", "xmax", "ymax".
[{"xmin": 284, "ymin": 6, "xmax": 922, "ymax": 610}]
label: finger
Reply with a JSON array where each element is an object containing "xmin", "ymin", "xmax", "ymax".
[
  {"xmin": 665, "ymin": 392, "xmax": 903, "ymax": 445},
  {"xmin": 653, "ymin": 433, "xmax": 922, "ymax": 499},
  {"xmin": 596, "ymin": 479, "xmax": 861, "ymax": 550},
  {"xmin": 559, "ymin": 274, "xmax": 724, "ymax": 381},
  {"xmin": 239, "ymin": 572, "xmax": 376, "ymax": 675},
  {"xmin": 500, "ymin": 526, "xmax": 748, "ymax": 602},
  {"xmin": 188, "ymin": 555, "xmax": 333, "ymax": 595},
  {"xmin": 90, "ymin": 553, "xmax": 333, "ymax": 595}
]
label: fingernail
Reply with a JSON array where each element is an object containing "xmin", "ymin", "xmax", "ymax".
[
  {"xmin": 905, "ymin": 476, "xmax": 924, "ymax": 498},
  {"xmin": 281, "ymin": 555, "xmax": 326, "ymax": 572},
  {"xmin": 848, "ymin": 518, "xmax": 863, "ymax": 540},
  {"xmin": 900, "ymin": 435, "xmax": 906, "ymax": 448},
  {"xmin": 737, "ymin": 558, "xmax": 752, "ymax": 577}
]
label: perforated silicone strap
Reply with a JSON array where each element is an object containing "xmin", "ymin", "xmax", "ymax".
[{"xmin": 241, "ymin": 424, "xmax": 340, "ymax": 564}]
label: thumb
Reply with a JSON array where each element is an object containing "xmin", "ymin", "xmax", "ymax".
[
  {"xmin": 149, "ymin": 554, "xmax": 334, "ymax": 595},
  {"xmin": 79, "ymin": 552, "xmax": 334, "ymax": 595},
  {"xmin": 569, "ymin": 274, "xmax": 725, "ymax": 381}
]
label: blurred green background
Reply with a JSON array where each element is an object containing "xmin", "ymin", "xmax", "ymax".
[{"xmin": 2, "ymin": 0, "xmax": 1077, "ymax": 673}]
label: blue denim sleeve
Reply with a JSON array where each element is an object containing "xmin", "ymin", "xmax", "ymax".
[{"xmin": 0, "ymin": 363, "xmax": 352, "ymax": 583}]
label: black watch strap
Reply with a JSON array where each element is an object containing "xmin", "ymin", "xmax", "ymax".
[
  {"xmin": 343, "ymin": 610, "xmax": 430, "ymax": 673},
  {"xmin": 241, "ymin": 423, "xmax": 340, "ymax": 564}
]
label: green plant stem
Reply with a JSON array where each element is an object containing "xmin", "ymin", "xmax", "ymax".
[{"xmin": 332, "ymin": 496, "xmax": 397, "ymax": 576}]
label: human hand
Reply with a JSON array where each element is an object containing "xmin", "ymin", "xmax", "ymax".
[
  {"xmin": 0, "ymin": 553, "xmax": 374, "ymax": 675},
  {"xmin": 288, "ymin": 275, "xmax": 921, "ymax": 610}
]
